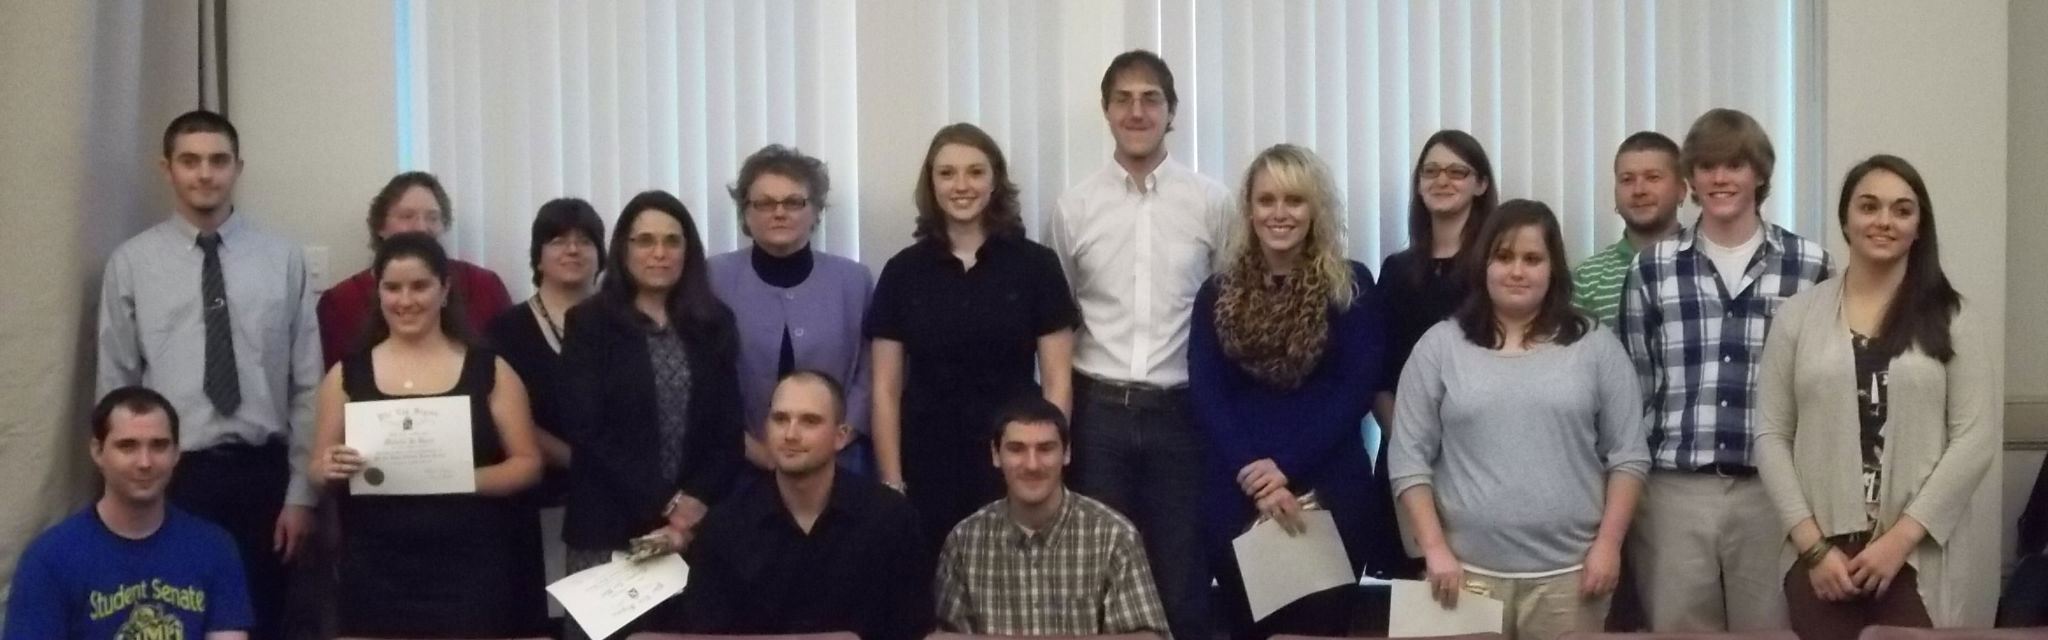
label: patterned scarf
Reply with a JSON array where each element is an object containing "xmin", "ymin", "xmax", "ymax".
[{"xmin": 1213, "ymin": 253, "xmax": 1331, "ymax": 389}]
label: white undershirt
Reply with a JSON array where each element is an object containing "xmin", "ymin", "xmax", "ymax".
[{"xmin": 1699, "ymin": 225, "xmax": 1764, "ymax": 292}]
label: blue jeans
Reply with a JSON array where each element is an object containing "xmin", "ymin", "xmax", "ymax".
[{"xmin": 1071, "ymin": 378, "xmax": 1209, "ymax": 640}]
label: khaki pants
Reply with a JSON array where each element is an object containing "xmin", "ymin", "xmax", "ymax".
[
  {"xmin": 1465, "ymin": 570, "xmax": 1611, "ymax": 640},
  {"xmin": 1630, "ymin": 472, "xmax": 1790, "ymax": 632}
]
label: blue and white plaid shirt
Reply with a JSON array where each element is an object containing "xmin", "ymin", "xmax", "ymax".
[{"xmin": 1616, "ymin": 223, "xmax": 1831, "ymax": 471}]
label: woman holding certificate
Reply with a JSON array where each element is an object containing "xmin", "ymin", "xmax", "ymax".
[
  {"xmin": 1388, "ymin": 201, "xmax": 1648, "ymax": 640},
  {"xmin": 310, "ymin": 231, "xmax": 548, "ymax": 639},
  {"xmin": 1188, "ymin": 144, "xmax": 1386, "ymax": 637},
  {"xmin": 558, "ymin": 190, "xmax": 746, "ymax": 639}
]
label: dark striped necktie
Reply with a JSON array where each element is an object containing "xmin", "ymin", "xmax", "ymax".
[{"xmin": 197, "ymin": 232, "xmax": 242, "ymax": 417}]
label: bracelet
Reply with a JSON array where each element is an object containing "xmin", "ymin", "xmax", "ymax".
[{"xmin": 1800, "ymin": 538, "xmax": 1835, "ymax": 567}]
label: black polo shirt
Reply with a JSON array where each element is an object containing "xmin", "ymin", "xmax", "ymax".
[{"xmin": 680, "ymin": 471, "xmax": 931, "ymax": 640}]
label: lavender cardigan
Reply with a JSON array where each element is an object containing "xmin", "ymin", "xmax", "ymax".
[{"xmin": 707, "ymin": 248, "xmax": 874, "ymax": 459}]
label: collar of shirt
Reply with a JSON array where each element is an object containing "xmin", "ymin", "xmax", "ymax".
[
  {"xmin": 1005, "ymin": 488, "xmax": 1076, "ymax": 550},
  {"xmin": 751, "ymin": 471, "xmax": 868, "ymax": 535},
  {"xmin": 164, "ymin": 207, "xmax": 249, "ymax": 248},
  {"xmin": 919, "ymin": 232, "xmax": 1014, "ymax": 266},
  {"xmin": 1673, "ymin": 221, "xmax": 1785, "ymax": 257},
  {"xmin": 1112, "ymin": 156, "xmax": 1190, "ymax": 196}
]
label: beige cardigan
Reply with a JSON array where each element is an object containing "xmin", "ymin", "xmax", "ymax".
[{"xmin": 1753, "ymin": 278, "xmax": 2000, "ymax": 627}]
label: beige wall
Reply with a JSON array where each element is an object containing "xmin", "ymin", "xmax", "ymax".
[
  {"xmin": 3, "ymin": 0, "xmax": 2042, "ymax": 611},
  {"xmin": 2011, "ymin": 0, "xmax": 2048, "ymax": 402},
  {"xmin": 0, "ymin": 0, "xmax": 204, "ymax": 616},
  {"xmin": 2006, "ymin": 0, "xmax": 2048, "ymax": 558},
  {"xmin": 228, "ymin": 0, "xmax": 398, "ymax": 288}
]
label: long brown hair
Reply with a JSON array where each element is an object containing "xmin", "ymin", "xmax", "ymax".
[
  {"xmin": 1453, "ymin": 199, "xmax": 1588, "ymax": 349},
  {"xmin": 1404, "ymin": 129, "xmax": 1498, "ymax": 286},
  {"xmin": 1837, "ymin": 154, "xmax": 1960, "ymax": 362},
  {"xmin": 911, "ymin": 123, "xmax": 1025, "ymax": 246}
]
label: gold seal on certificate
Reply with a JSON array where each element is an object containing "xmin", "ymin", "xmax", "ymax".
[{"xmin": 343, "ymin": 396, "xmax": 477, "ymax": 495}]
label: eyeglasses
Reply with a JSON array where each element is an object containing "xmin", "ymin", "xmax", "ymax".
[
  {"xmin": 1420, "ymin": 164, "xmax": 1475, "ymax": 181},
  {"xmin": 544, "ymin": 236, "xmax": 596, "ymax": 250},
  {"xmin": 747, "ymin": 197, "xmax": 811, "ymax": 213},
  {"xmin": 627, "ymin": 233, "xmax": 685, "ymax": 250}
]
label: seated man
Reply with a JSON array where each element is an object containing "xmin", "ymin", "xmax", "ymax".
[
  {"xmin": 935, "ymin": 396, "xmax": 1169, "ymax": 637},
  {"xmin": 680, "ymin": 370, "xmax": 931, "ymax": 640},
  {"xmin": 5, "ymin": 387, "xmax": 254, "ymax": 640}
]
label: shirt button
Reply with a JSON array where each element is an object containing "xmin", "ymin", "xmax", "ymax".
[
  {"xmin": 1721, "ymin": 356, "xmax": 1731, "ymax": 363},
  {"xmin": 793, "ymin": 328, "xmax": 806, "ymax": 338},
  {"xmin": 783, "ymin": 292, "xmax": 796, "ymax": 301},
  {"xmin": 1718, "ymin": 400, "xmax": 1729, "ymax": 408}
]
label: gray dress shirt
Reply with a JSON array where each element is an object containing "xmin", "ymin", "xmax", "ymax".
[{"xmin": 97, "ymin": 211, "xmax": 322, "ymax": 507}]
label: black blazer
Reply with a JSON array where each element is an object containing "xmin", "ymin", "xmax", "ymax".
[{"xmin": 559, "ymin": 300, "xmax": 745, "ymax": 549}]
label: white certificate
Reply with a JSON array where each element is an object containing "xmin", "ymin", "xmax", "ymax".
[
  {"xmin": 1387, "ymin": 579, "xmax": 1506, "ymax": 637},
  {"xmin": 547, "ymin": 552, "xmax": 691, "ymax": 640},
  {"xmin": 343, "ymin": 396, "xmax": 476, "ymax": 495},
  {"xmin": 1231, "ymin": 510, "xmax": 1356, "ymax": 621}
]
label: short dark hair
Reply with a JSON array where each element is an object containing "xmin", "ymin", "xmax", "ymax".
[
  {"xmin": 776, "ymin": 369, "xmax": 847, "ymax": 425},
  {"xmin": 366, "ymin": 171, "xmax": 454, "ymax": 250},
  {"xmin": 162, "ymin": 110, "xmax": 240, "ymax": 159},
  {"xmin": 91, "ymin": 386, "xmax": 181, "ymax": 444},
  {"xmin": 727, "ymin": 144, "xmax": 831, "ymax": 237},
  {"xmin": 1615, "ymin": 130, "xmax": 1681, "ymax": 173},
  {"xmin": 987, "ymin": 395, "xmax": 1070, "ymax": 447},
  {"xmin": 1099, "ymin": 49, "xmax": 1179, "ymax": 114},
  {"xmin": 527, "ymin": 198, "xmax": 608, "ymax": 286}
]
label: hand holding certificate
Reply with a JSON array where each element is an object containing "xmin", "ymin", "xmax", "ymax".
[
  {"xmin": 547, "ymin": 552, "xmax": 690, "ymax": 640},
  {"xmin": 343, "ymin": 396, "xmax": 476, "ymax": 495},
  {"xmin": 1387, "ymin": 579, "xmax": 1505, "ymax": 637},
  {"xmin": 1231, "ymin": 509, "xmax": 1355, "ymax": 621}
]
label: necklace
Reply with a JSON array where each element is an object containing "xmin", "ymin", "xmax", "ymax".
[{"xmin": 533, "ymin": 295, "xmax": 566, "ymax": 346}]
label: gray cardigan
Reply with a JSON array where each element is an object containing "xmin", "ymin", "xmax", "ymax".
[{"xmin": 1753, "ymin": 277, "xmax": 1999, "ymax": 627}]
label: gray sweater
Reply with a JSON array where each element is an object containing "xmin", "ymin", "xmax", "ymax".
[{"xmin": 1389, "ymin": 321, "xmax": 1649, "ymax": 573}]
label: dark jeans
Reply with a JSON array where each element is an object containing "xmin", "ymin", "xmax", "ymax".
[
  {"xmin": 168, "ymin": 441, "xmax": 290, "ymax": 640},
  {"xmin": 1071, "ymin": 376, "xmax": 1209, "ymax": 640},
  {"xmin": 1784, "ymin": 538, "xmax": 1932, "ymax": 640}
]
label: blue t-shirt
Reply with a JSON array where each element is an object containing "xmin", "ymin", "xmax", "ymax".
[{"xmin": 4, "ymin": 506, "xmax": 253, "ymax": 640}]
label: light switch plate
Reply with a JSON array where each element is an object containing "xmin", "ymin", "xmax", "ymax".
[{"xmin": 305, "ymin": 245, "xmax": 331, "ymax": 292}]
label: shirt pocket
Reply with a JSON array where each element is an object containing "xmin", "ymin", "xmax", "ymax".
[{"xmin": 231, "ymin": 273, "xmax": 294, "ymax": 359}]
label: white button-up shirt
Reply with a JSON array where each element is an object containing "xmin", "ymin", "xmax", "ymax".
[{"xmin": 1044, "ymin": 157, "xmax": 1234, "ymax": 387}]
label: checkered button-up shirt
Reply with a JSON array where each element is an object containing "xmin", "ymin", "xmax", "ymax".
[
  {"xmin": 1617, "ymin": 223, "xmax": 1831, "ymax": 471},
  {"xmin": 934, "ymin": 489, "xmax": 1168, "ymax": 636}
]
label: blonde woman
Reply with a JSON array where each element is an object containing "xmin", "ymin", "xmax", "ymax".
[{"xmin": 1189, "ymin": 144, "xmax": 1390, "ymax": 635}]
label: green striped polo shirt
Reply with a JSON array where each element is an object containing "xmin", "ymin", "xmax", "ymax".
[{"xmin": 1572, "ymin": 238, "xmax": 1637, "ymax": 328}]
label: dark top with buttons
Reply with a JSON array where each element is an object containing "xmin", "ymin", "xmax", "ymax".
[{"xmin": 864, "ymin": 234, "xmax": 1079, "ymax": 543}]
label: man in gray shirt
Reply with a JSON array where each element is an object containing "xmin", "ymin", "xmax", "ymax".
[{"xmin": 97, "ymin": 110, "xmax": 321, "ymax": 640}]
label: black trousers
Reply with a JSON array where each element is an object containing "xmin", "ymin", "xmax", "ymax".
[{"xmin": 168, "ymin": 441, "xmax": 290, "ymax": 640}]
